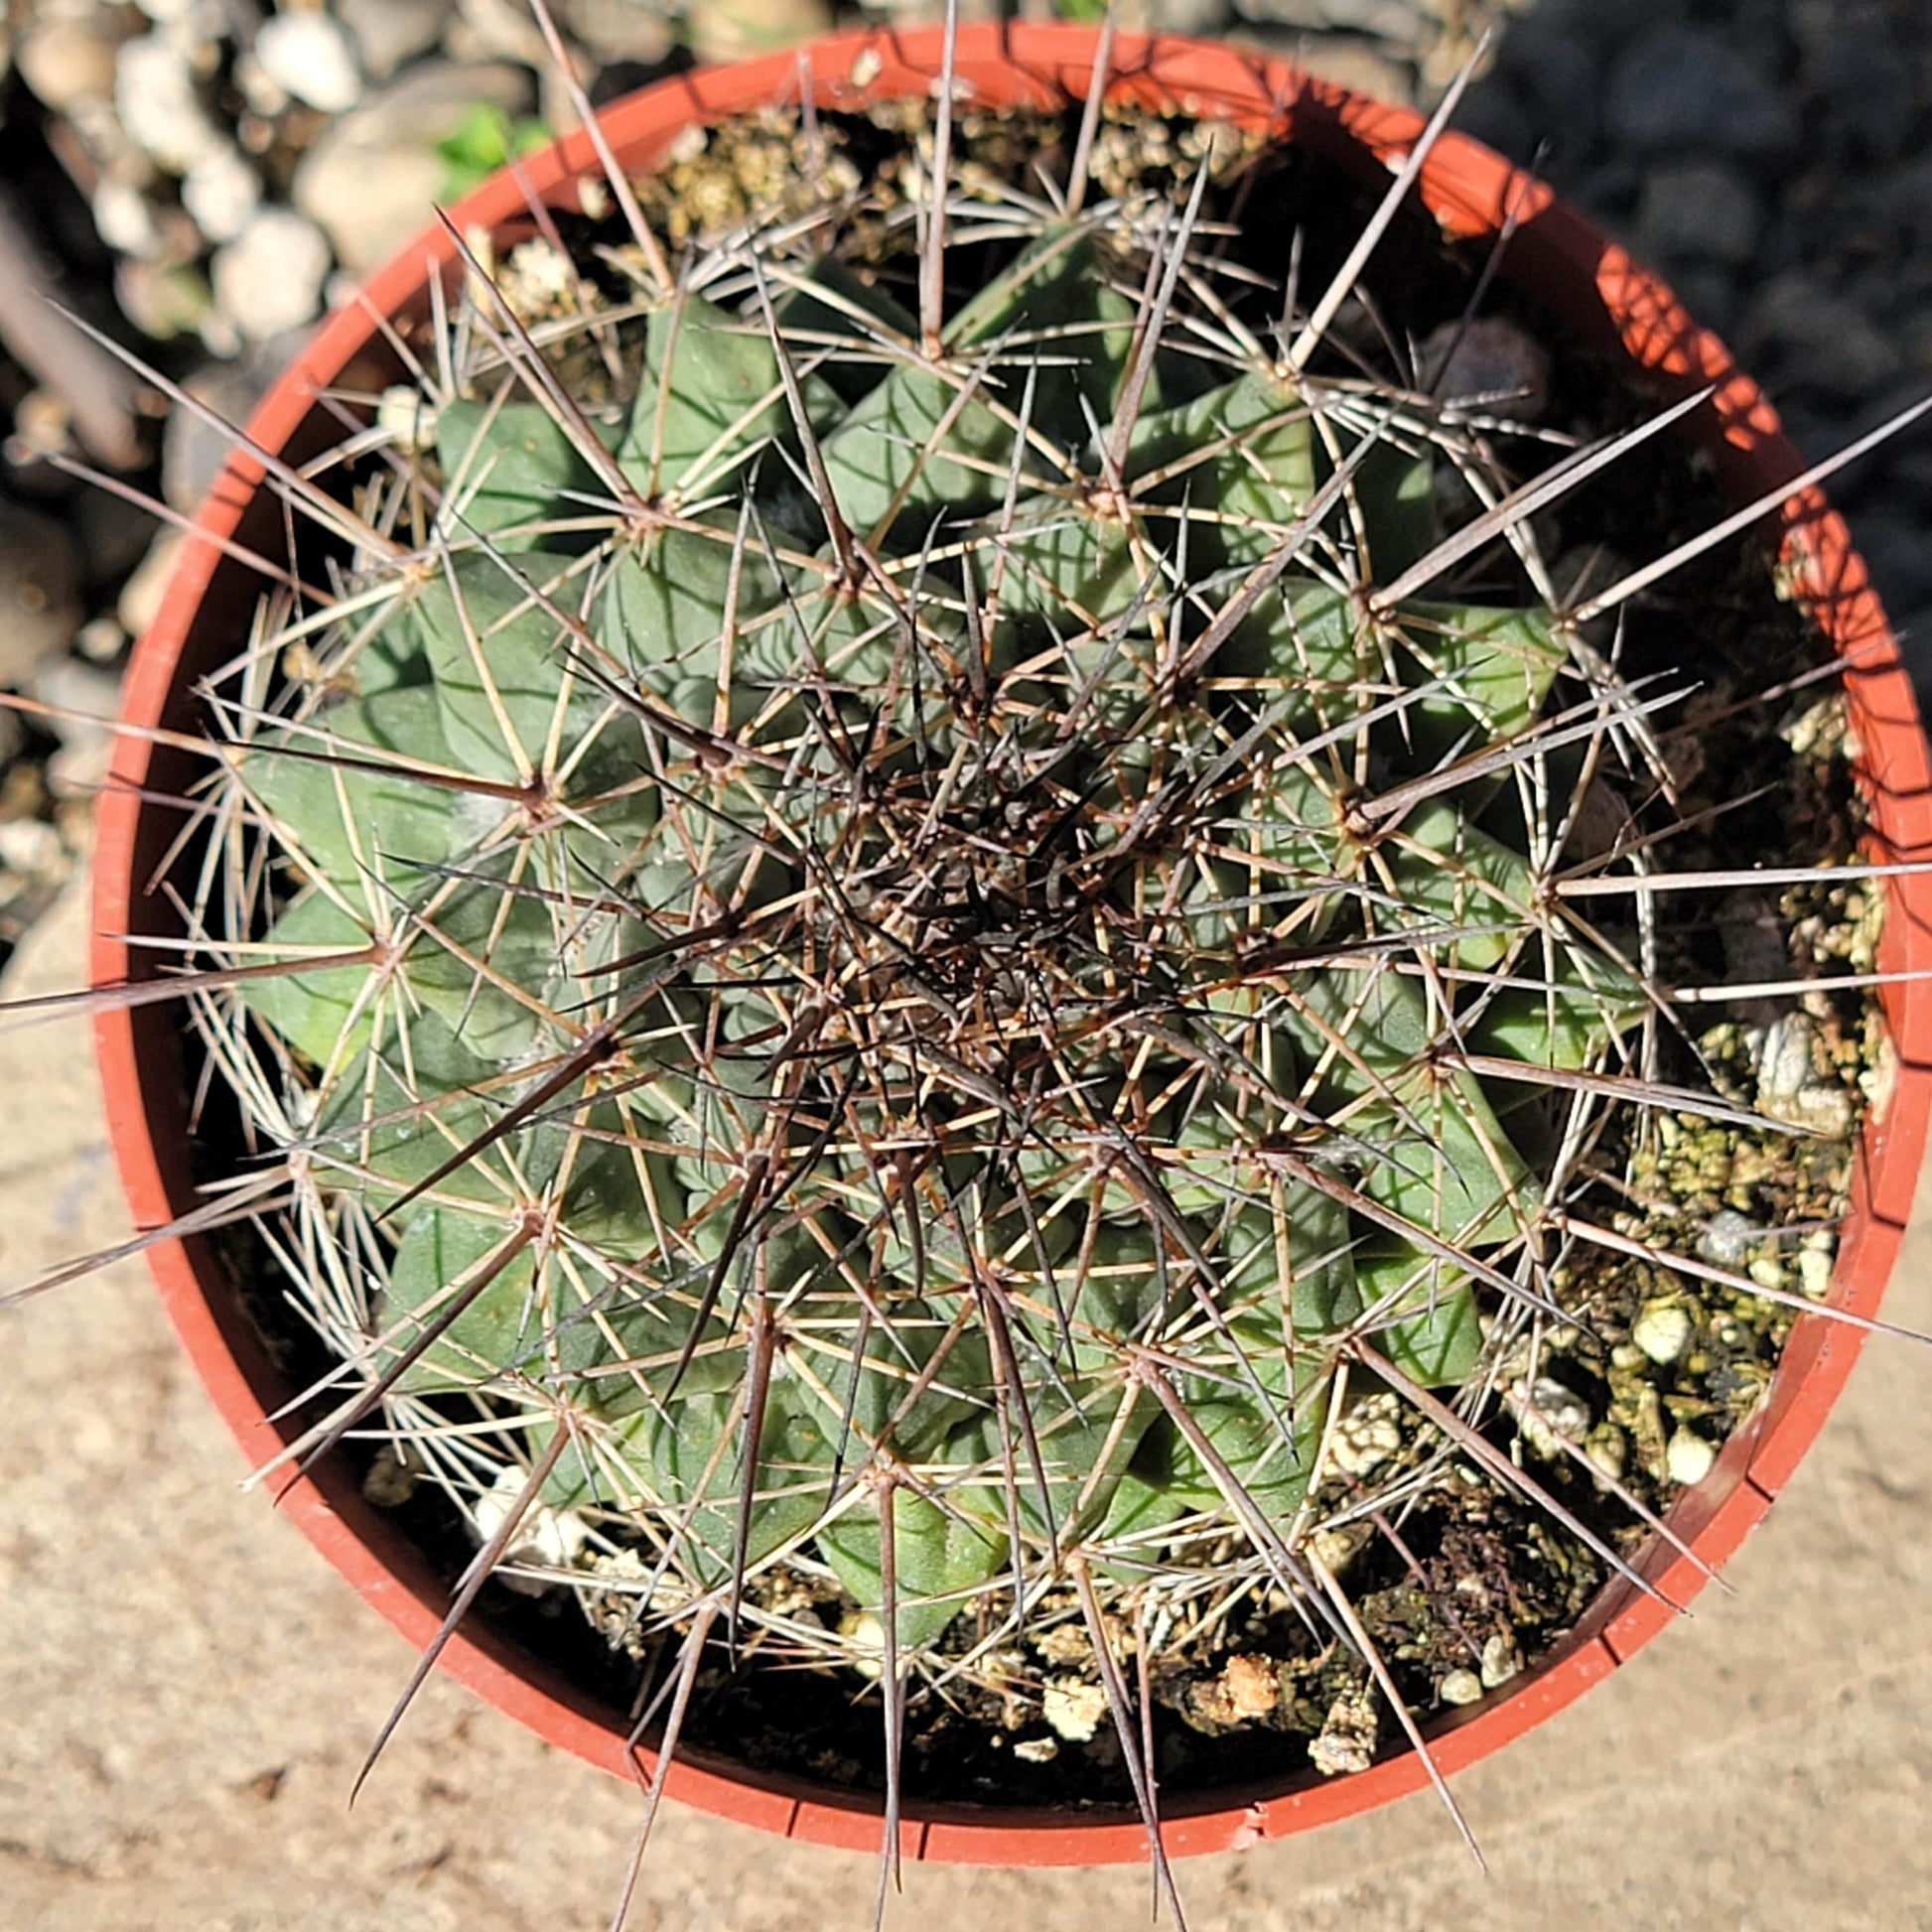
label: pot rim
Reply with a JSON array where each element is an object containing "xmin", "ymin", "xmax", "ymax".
[{"xmin": 89, "ymin": 20, "xmax": 1932, "ymax": 1867}]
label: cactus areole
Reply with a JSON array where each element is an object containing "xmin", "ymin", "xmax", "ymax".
[{"xmin": 91, "ymin": 27, "xmax": 1932, "ymax": 1866}]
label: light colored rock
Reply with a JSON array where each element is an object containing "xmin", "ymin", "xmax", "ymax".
[
  {"xmin": 376, "ymin": 384, "xmax": 440, "ymax": 455},
  {"xmin": 1667, "ymin": 1429, "xmax": 1718, "ymax": 1487},
  {"xmin": 335, "ymin": 0, "xmax": 455, "ymax": 78},
  {"xmin": 211, "ymin": 207, "xmax": 331, "ymax": 340},
  {"xmin": 74, "ymin": 616, "xmax": 126, "ymax": 664},
  {"xmin": 117, "ymin": 527, "xmax": 183, "ymax": 641},
  {"xmin": 254, "ymin": 10, "xmax": 361, "ymax": 114},
  {"xmin": 29, "ymin": 656, "xmax": 120, "ymax": 791},
  {"xmin": 1699, "ymin": 1207, "xmax": 1760, "ymax": 1268},
  {"xmin": 686, "ymin": 0, "xmax": 834, "ymax": 65},
  {"xmin": 471, "ymin": 1468, "xmax": 588, "ymax": 1588},
  {"xmin": 1756, "ymin": 1013, "xmax": 1817, "ymax": 1102},
  {"xmin": 92, "ymin": 176, "xmax": 161, "ymax": 257},
  {"xmin": 558, "ymin": 0, "xmax": 674, "ymax": 64},
  {"xmin": 181, "ymin": 144, "xmax": 260, "ymax": 243},
  {"xmin": 1634, "ymin": 162, "xmax": 1761, "ymax": 268},
  {"xmin": 1221, "ymin": 1655, "xmax": 1280, "ymax": 1722},
  {"xmin": 1753, "ymin": 1015, "xmax": 1858, "ymax": 1137},
  {"xmin": 1585, "ymin": 1423, "xmax": 1628, "ymax": 1483},
  {"xmin": 292, "ymin": 62, "xmax": 535, "ymax": 276},
  {"xmin": 1439, "ymin": 1667, "xmax": 1483, "ymax": 1707},
  {"xmin": 0, "ymin": 503, "xmax": 81, "ymax": 688},
  {"xmin": 837, "ymin": 1610, "xmax": 886, "ymax": 1682},
  {"xmin": 1509, "ymin": 1376, "xmax": 1590, "ymax": 1458},
  {"xmin": 1041, "ymin": 1677, "xmax": 1108, "ymax": 1744},
  {"xmin": 116, "ymin": 32, "xmax": 221, "ymax": 174},
  {"xmin": 17, "ymin": 17, "xmax": 122, "ymax": 109},
  {"xmin": 0, "ymin": 818, "xmax": 67, "ymax": 883},
  {"xmin": 1479, "ymin": 1634, "xmax": 1524, "ymax": 1691},
  {"xmin": 451, "ymin": 0, "xmax": 550, "ymax": 66},
  {"xmin": 1256, "ymin": 33, "xmax": 1410, "ymax": 105},
  {"xmin": 115, "ymin": 257, "xmax": 226, "ymax": 346},
  {"xmin": 1631, "ymin": 1300, "xmax": 1693, "ymax": 1366},
  {"xmin": 1306, "ymin": 1520, "xmax": 1371, "ymax": 1577},
  {"xmin": 1330, "ymin": 1391, "xmax": 1403, "ymax": 1478},
  {"xmin": 1309, "ymin": 1685, "xmax": 1378, "ymax": 1777},
  {"xmin": 1797, "ymin": 1245, "xmax": 1834, "ymax": 1300},
  {"xmin": 233, "ymin": 49, "xmax": 289, "ymax": 116}
]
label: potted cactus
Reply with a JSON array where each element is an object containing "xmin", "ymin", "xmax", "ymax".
[{"xmin": 70, "ymin": 15, "xmax": 1932, "ymax": 1907}]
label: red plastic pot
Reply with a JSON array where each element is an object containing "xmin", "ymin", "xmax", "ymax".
[{"xmin": 92, "ymin": 23, "xmax": 1932, "ymax": 1866}]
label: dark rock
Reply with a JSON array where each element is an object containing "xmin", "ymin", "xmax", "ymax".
[
  {"xmin": 1496, "ymin": 19, "xmax": 1601, "ymax": 152},
  {"xmin": 1417, "ymin": 317, "xmax": 1551, "ymax": 418},
  {"xmin": 1454, "ymin": 81, "xmax": 1534, "ymax": 166},
  {"xmin": 1662, "ymin": 264, "xmax": 1741, "ymax": 340},
  {"xmin": 1849, "ymin": 512, "xmax": 1932, "ymax": 651},
  {"xmin": 1739, "ymin": 272, "xmax": 1903, "ymax": 404},
  {"xmin": 1803, "ymin": 30, "xmax": 1914, "ymax": 161},
  {"xmin": 1605, "ymin": 25, "xmax": 1797, "ymax": 159},
  {"xmin": 1633, "ymin": 162, "xmax": 1762, "ymax": 270}
]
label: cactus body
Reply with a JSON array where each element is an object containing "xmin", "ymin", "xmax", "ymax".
[{"xmin": 202, "ymin": 99, "xmax": 1860, "ymax": 1750}]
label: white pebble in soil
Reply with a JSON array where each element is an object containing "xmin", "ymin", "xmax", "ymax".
[
  {"xmin": 1631, "ymin": 1299, "xmax": 1694, "ymax": 1366},
  {"xmin": 377, "ymin": 384, "xmax": 440, "ymax": 454},
  {"xmin": 1699, "ymin": 1207, "xmax": 1761, "ymax": 1269},
  {"xmin": 1508, "ymin": 1376, "xmax": 1590, "ymax": 1459},
  {"xmin": 1041, "ymin": 1678, "xmax": 1109, "ymax": 1744},
  {"xmin": 837, "ymin": 1611, "xmax": 885, "ymax": 1682},
  {"xmin": 253, "ymin": 10, "xmax": 362, "ymax": 114},
  {"xmin": 1797, "ymin": 1244, "xmax": 1834, "ymax": 1300},
  {"xmin": 1755, "ymin": 1012, "xmax": 1817, "ymax": 1102},
  {"xmin": 1330, "ymin": 1391, "xmax": 1403, "ymax": 1478},
  {"xmin": 1749, "ymin": 1014, "xmax": 1855, "ymax": 1135},
  {"xmin": 1309, "ymin": 1687, "xmax": 1378, "ymax": 1778},
  {"xmin": 1439, "ymin": 1667, "xmax": 1483, "ymax": 1708},
  {"xmin": 1478, "ymin": 1633, "xmax": 1523, "ymax": 1691},
  {"xmin": 1666, "ymin": 1429, "xmax": 1718, "ymax": 1487},
  {"xmin": 471, "ymin": 1468, "xmax": 588, "ymax": 1591},
  {"xmin": 210, "ymin": 208, "xmax": 332, "ymax": 342}
]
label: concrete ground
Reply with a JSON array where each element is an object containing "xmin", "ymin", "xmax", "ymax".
[{"xmin": 4, "ymin": 879, "xmax": 1931, "ymax": 1931}]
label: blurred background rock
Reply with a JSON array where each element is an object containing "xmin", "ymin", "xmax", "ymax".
[{"xmin": 0, "ymin": 0, "xmax": 1924, "ymax": 977}]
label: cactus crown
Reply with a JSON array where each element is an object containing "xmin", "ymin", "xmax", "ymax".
[{"xmin": 170, "ymin": 62, "xmax": 1873, "ymax": 1851}]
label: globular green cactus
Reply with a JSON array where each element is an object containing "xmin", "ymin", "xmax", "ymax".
[{"xmin": 184, "ymin": 73, "xmax": 1872, "ymax": 1840}]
